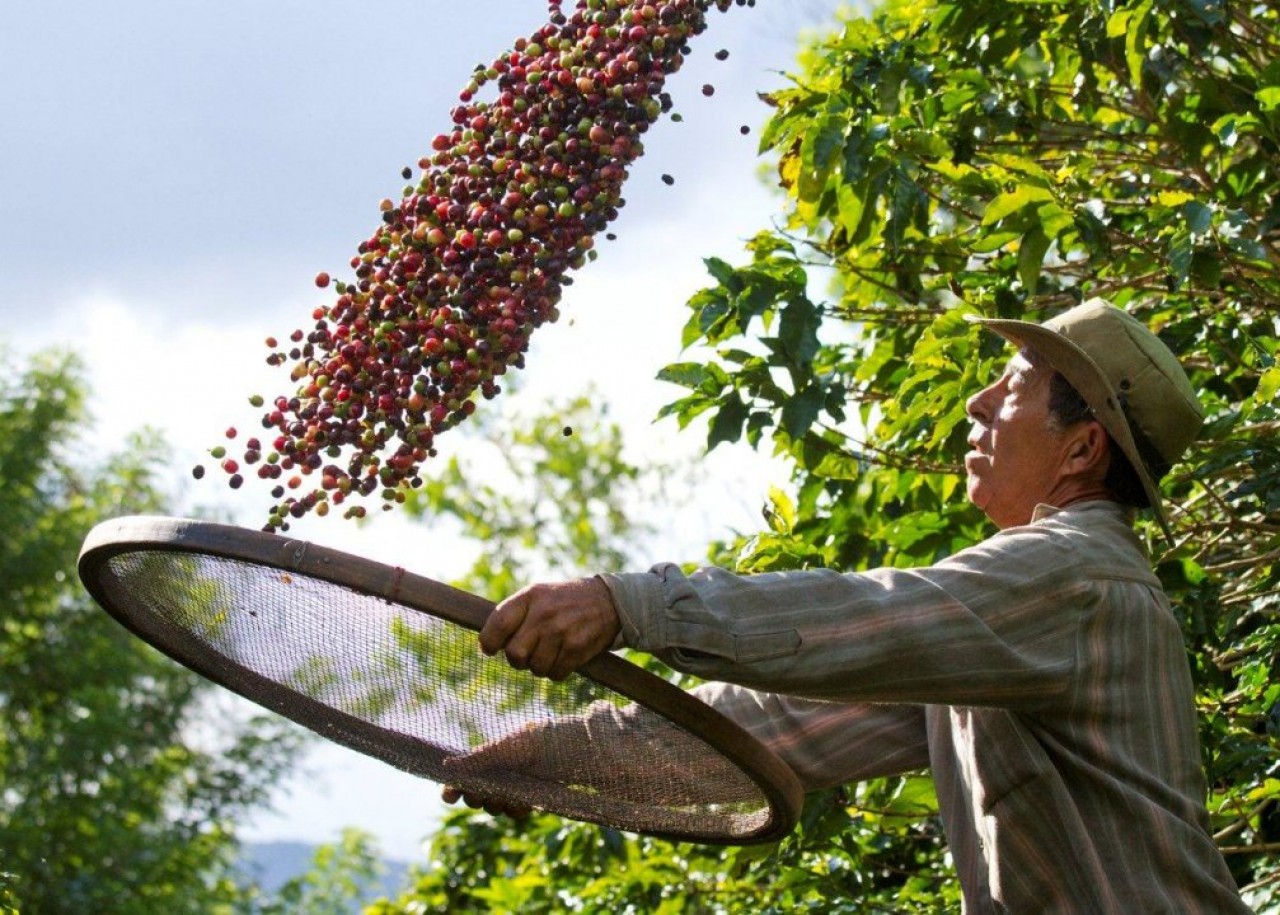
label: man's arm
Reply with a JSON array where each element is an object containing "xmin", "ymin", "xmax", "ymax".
[
  {"xmin": 691, "ymin": 681, "xmax": 930, "ymax": 788},
  {"xmin": 483, "ymin": 522, "xmax": 1092, "ymax": 710}
]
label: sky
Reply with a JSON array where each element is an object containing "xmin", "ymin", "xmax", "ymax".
[{"xmin": 3, "ymin": 0, "xmax": 852, "ymax": 864}]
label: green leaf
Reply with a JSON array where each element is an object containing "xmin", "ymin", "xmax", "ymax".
[
  {"xmin": 1017, "ymin": 225, "xmax": 1052, "ymax": 295},
  {"xmin": 778, "ymin": 296, "xmax": 822, "ymax": 370},
  {"xmin": 707, "ymin": 390, "xmax": 749, "ymax": 450},
  {"xmin": 1256, "ymin": 87, "xmax": 1280, "ymax": 111},
  {"xmin": 781, "ymin": 383, "xmax": 826, "ymax": 440},
  {"xmin": 1037, "ymin": 202, "xmax": 1075, "ymax": 239},
  {"xmin": 1183, "ymin": 201, "xmax": 1213, "ymax": 235},
  {"xmin": 799, "ymin": 114, "xmax": 846, "ymax": 205},
  {"xmin": 682, "ymin": 288, "xmax": 731, "ymax": 348},
  {"xmin": 655, "ymin": 392, "xmax": 714, "ymax": 428},
  {"xmin": 1158, "ymin": 190, "xmax": 1195, "ymax": 207},
  {"xmin": 1255, "ymin": 366, "xmax": 1280, "ymax": 405},
  {"xmin": 982, "ymin": 185, "xmax": 1054, "ymax": 225},
  {"xmin": 703, "ymin": 256, "xmax": 739, "ymax": 290},
  {"xmin": 1123, "ymin": 0, "xmax": 1153, "ymax": 87},
  {"xmin": 1105, "ymin": 8, "xmax": 1132, "ymax": 38},
  {"xmin": 746, "ymin": 409, "xmax": 774, "ymax": 446},
  {"xmin": 1185, "ymin": 0, "xmax": 1226, "ymax": 26},
  {"xmin": 970, "ymin": 229, "xmax": 1022, "ymax": 253},
  {"xmin": 655, "ymin": 363, "xmax": 710, "ymax": 389},
  {"xmin": 1167, "ymin": 228, "xmax": 1193, "ymax": 286},
  {"xmin": 765, "ymin": 486, "xmax": 798, "ymax": 533}
]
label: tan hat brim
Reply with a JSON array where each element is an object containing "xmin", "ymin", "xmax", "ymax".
[{"xmin": 966, "ymin": 315, "xmax": 1172, "ymax": 541}]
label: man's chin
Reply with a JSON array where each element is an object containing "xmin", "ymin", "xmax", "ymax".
[{"xmin": 963, "ymin": 473, "xmax": 987, "ymax": 512}]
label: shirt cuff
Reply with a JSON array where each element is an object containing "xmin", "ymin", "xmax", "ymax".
[{"xmin": 598, "ymin": 567, "xmax": 675, "ymax": 652}]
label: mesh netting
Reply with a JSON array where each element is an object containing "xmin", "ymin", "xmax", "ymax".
[{"xmin": 94, "ymin": 549, "xmax": 774, "ymax": 841}]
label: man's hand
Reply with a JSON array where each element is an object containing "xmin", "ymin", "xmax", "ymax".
[
  {"xmin": 439, "ymin": 717, "xmax": 587, "ymax": 822},
  {"xmin": 441, "ymin": 704, "xmax": 763, "ymax": 817},
  {"xmin": 480, "ymin": 577, "xmax": 621, "ymax": 680},
  {"xmin": 440, "ymin": 784, "xmax": 532, "ymax": 821}
]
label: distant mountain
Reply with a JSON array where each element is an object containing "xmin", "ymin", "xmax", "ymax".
[{"xmin": 238, "ymin": 841, "xmax": 412, "ymax": 910}]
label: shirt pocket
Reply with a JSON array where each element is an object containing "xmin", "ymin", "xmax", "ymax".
[{"xmin": 666, "ymin": 623, "xmax": 802, "ymax": 664}]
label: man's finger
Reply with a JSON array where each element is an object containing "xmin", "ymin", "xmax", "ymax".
[
  {"xmin": 480, "ymin": 589, "xmax": 530, "ymax": 655},
  {"xmin": 501, "ymin": 626, "xmax": 541, "ymax": 671},
  {"xmin": 483, "ymin": 797, "xmax": 532, "ymax": 820},
  {"xmin": 526, "ymin": 636, "xmax": 565, "ymax": 680},
  {"xmin": 443, "ymin": 723, "xmax": 546, "ymax": 775}
]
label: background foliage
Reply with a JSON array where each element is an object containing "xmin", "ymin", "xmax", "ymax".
[
  {"xmin": 377, "ymin": 0, "xmax": 1278, "ymax": 911},
  {"xmin": 0, "ymin": 348, "xmax": 377, "ymax": 914}
]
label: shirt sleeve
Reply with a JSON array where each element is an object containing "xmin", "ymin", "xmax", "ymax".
[
  {"xmin": 689, "ymin": 681, "xmax": 930, "ymax": 790},
  {"xmin": 601, "ymin": 522, "xmax": 1093, "ymax": 709}
]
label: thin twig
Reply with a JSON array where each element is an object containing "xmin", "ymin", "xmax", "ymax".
[
  {"xmin": 1221, "ymin": 841, "xmax": 1280, "ymax": 855},
  {"xmin": 1241, "ymin": 866, "xmax": 1280, "ymax": 896}
]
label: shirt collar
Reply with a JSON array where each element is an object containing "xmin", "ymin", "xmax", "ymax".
[{"xmin": 1031, "ymin": 500, "xmax": 1134, "ymax": 524}]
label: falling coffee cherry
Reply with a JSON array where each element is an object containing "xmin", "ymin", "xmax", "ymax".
[{"xmin": 200, "ymin": 0, "xmax": 751, "ymax": 532}]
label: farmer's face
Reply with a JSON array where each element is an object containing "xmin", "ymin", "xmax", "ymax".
[{"xmin": 964, "ymin": 351, "xmax": 1070, "ymax": 529}]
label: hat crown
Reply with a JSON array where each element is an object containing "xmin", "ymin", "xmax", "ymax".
[{"xmin": 1046, "ymin": 299, "xmax": 1204, "ymax": 470}]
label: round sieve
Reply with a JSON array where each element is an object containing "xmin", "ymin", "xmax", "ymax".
[{"xmin": 77, "ymin": 515, "xmax": 802, "ymax": 845}]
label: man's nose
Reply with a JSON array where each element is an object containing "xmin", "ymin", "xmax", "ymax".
[{"xmin": 966, "ymin": 384, "xmax": 997, "ymax": 424}]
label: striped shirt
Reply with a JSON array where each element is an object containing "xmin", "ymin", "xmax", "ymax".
[{"xmin": 602, "ymin": 501, "xmax": 1250, "ymax": 913}]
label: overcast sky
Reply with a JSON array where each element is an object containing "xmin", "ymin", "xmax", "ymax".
[{"xmin": 3, "ymin": 0, "xmax": 851, "ymax": 863}]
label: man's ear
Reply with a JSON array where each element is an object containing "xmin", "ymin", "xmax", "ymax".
[{"xmin": 1063, "ymin": 420, "xmax": 1110, "ymax": 479}]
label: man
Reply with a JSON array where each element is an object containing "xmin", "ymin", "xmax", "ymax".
[{"xmin": 456, "ymin": 299, "xmax": 1251, "ymax": 912}]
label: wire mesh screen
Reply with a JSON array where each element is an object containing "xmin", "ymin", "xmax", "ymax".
[{"xmin": 90, "ymin": 547, "xmax": 778, "ymax": 842}]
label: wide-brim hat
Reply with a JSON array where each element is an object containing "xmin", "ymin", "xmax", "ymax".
[{"xmin": 967, "ymin": 299, "xmax": 1204, "ymax": 541}]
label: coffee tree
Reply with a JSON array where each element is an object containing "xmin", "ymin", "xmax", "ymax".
[{"xmin": 378, "ymin": 0, "xmax": 1278, "ymax": 910}]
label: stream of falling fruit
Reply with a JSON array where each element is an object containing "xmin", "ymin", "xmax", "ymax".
[{"xmin": 195, "ymin": 0, "xmax": 752, "ymax": 532}]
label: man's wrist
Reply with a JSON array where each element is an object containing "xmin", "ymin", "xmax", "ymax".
[{"xmin": 596, "ymin": 570, "xmax": 668, "ymax": 652}]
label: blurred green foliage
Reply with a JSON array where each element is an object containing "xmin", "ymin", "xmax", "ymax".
[
  {"xmin": 0, "ymin": 347, "xmax": 308, "ymax": 913},
  {"xmin": 240, "ymin": 829, "xmax": 387, "ymax": 915}
]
